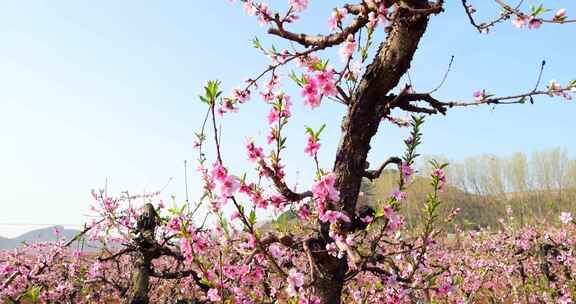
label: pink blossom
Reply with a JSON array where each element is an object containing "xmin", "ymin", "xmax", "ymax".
[
  {"xmin": 233, "ymin": 88, "xmax": 250, "ymax": 103},
  {"xmin": 435, "ymin": 283, "xmax": 452, "ymax": 296},
  {"xmin": 299, "ymin": 295, "xmax": 321, "ymax": 304},
  {"xmin": 180, "ymin": 237, "xmax": 193, "ymax": 261},
  {"xmin": 401, "ymin": 162, "xmax": 413, "ymax": 184},
  {"xmin": 297, "ymin": 204, "xmax": 311, "ymax": 219},
  {"xmin": 0, "ymin": 263, "xmax": 15, "ymax": 275},
  {"xmin": 320, "ymin": 81, "xmax": 337, "ymax": 96},
  {"xmin": 339, "ymin": 34, "xmax": 356, "ymax": 62},
  {"xmin": 230, "ymin": 211, "xmax": 241, "ymax": 221},
  {"xmin": 431, "ymin": 168, "xmax": 447, "ymax": 192},
  {"xmin": 304, "ymin": 135, "xmax": 321, "ymax": 156},
  {"xmin": 315, "ymin": 68, "xmax": 337, "ymax": 96},
  {"xmin": 269, "ymin": 193, "xmax": 287, "ymax": 209},
  {"xmin": 245, "ymin": 139, "xmax": 264, "ymax": 162},
  {"xmin": 383, "ymin": 206, "xmax": 403, "ymax": 232},
  {"xmin": 473, "ymin": 90, "xmax": 486, "ymax": 102},
  {"xmin": 315, "ymin": 68, "xmax": 334, "ymax": 85},
  {"xmin": 326, "ymin": 242, "xmax": 342, "ymax": 258},
  {"xmin": 279, "ymin": 93, "xmax": 293, "ymax": 116},
  {"xmin": 511, "ymin": 16, "xmax": 526, "ymax": 28},
  {"xmin": 267, "ymin": 108, "xmax": 280, "ymax": 124},
  {"xmin": 167, "ymin": 216, "xmax": 182, "ymax": 233},
  {"xmin": 312, "ymin": 173, "xmax": 340, "ymax": 204},
  {"xmin": 319, "ymin": 210, "xmax": 351, "ymax": 224},
  {"xmin": 267, "ymin": 128, "xmax": 278, "ymax": 144},
  {"xmin": 558, "ymin": 294, "xmax": 573, "ymax": 304},
  {"xmin": 286, "ymin": 268, "xmax": 305, "ymax": 296},
  {"xmin": 390, "ymin": 189, "xmax": 407, "ymax": 201},
  {"xmin": 555, "ymin": 8, "xmax": 567, "ymax": 21},
  {"xmin": 302, "ymin": 76, "xmax": 321, "ymax": 108},
  {"xmin": 368, "ymin": 11, "xmax": 378, "ymax": 28},
  {"xmin": 377, "ymin": 3, "xmax": 388, "ymax": 24},
  {"xmin": 211, "ymin": 163, "xmax": 228, "ymax": 182},
  {"xmin": 289, "ymin": 0, "xmax": 308, "ymax": 12},
  {"xmin": 256, "ymin": 3, "xmax": 272, "ymax": 25},
  {"xmin": 243, "ymin": 1, "xmax": 257, "ymax": 16},
  {"xmin": 361, "ymin": 215, "xmax": 374, "ymax": 224},
  {"xmin": 328, "ymin": 8, "xmax": 348, "ymax": 31},
  {"xmin": 528, "ymin": 16, "xmax": 542, "ymax": 29},
  {"xmin": 345, "ymin": 233, "xmax": 356, "ymax": 246},
  {"xmin": 208, "ymin": 288, "xmax": 222, "ymax": 302},
  {"xmin": 220, "ymin": 175, "xmax": 240, "ymax": 197},
  {"xmin": 88, "ymin": 261, "xmax": 102, "ymax": 279}
]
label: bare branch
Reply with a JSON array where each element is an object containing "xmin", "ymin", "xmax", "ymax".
[
  {"xmin": 364, "ymin": 156, "xmax": 402, "ymax": 181},
  {"xmin": 258, "ymin": 159, "xmax": 312, "ymax": 202},
  {"xmin": 425, "ymin": 55, "xmax": 454, "ymax": 94},
  {"xmin": 268, "ymin": 14, "xmax": 369, "ymax": 49}
]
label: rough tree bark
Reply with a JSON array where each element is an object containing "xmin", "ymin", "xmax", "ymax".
[
  {"xmin": 129, "ymin": 203, "xmax": 159, "ymax": 304},
  {"xmin": 313, "ymin": 2, "xmax": 432, "ymax": 303}
]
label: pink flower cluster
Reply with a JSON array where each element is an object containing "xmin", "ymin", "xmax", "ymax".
[
  {"xmin": 245, "ymin": 138, "xmax": 264, "ymax": 162},
  {"xmin": 401, "ymin": 162, "xmax": 413, "ymax": 184},
  {"xmin": 311, "ymin": 174, "xmax": 351, "ymax": 224},
  {"xmin": 367, "ymin": 3, "xmax": 388, "ymax": 29},
  {"xmin": 328, "ymin": 8, "xmax": 348, "ymax": 31},
  {"xmin": 304, "ymin": 135, "xmax": 320, "ymax": 156},
  {"xmin": 383, "ymin": 206, "xmax": 403, "ymax": 232},
  {"xmin": 512, "ymin": 15, "xmax": 542, "ymax": 29},
  {"xmin": 267, "ymin": 93, "xmax": 293, "ymax": 124},
  {"xmin": 289, "ymin": 0, "xmax": 308, "ymax": 12},
  {"xmin": 431, "ymin": 168, "xmax": 446, "ymax": 192},
  {"xmin": 339, "ymin": 34, "xmax": 356, "ymax": 62},
  {"xmin": 311, "ymin": 173, "xmax": 340, "ymax": 205},
  {"xmin": 301, "ymin": 67, "xmax": 336, "ymax": 108},
  {"xmin": 211, "ymin": 163, "xmax": 240, "ymax": 199}
]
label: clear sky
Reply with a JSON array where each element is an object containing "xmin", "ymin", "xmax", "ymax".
[{"xmin": 0, "ymin": 1, "xmax": 574, "ymax": 237}]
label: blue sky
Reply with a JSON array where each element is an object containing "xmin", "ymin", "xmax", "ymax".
[{"xmin": 0, "ymin": 1, "xmax": 574, "ymax": 237}]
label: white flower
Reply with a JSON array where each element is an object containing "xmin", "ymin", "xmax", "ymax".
[{"xmin": 560, "ymin": 212, "xmax": 573, "ymax": 225}]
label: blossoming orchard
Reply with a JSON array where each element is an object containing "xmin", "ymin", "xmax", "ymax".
[{"xmin": 2, "ymin": 1, "xmax": 576, "ymax": 303}]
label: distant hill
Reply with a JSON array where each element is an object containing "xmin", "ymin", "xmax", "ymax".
[
  {"xmin": 0, "ymin": 226, "xmax": 98, "ymax": 251},
  {"xmin": 262, "ymin": 169, "xmax": 576, "ymax": 233}
]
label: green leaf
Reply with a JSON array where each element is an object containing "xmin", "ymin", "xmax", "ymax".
[
  {"xmin": 315, "ymin": 124, "xmax": 326, "ymax": 138},
  {"xmin": 249, "ymin": 210, "xmax": 257, "ymax": 225},
  {"xmin": 310, "ymin": 61, "xmax": 325, "ymax": 71},
  {"xmin": 269, "ymin": 44, "xmax": 278, "ymax": 54},
  {"xmin": 199, "ymin": 277, "xmax": 212, "ymax": 287},
  {"xmin": 518, "ymin": 96, "xmax": 526, "ymax": 104},
  {"xmin": 252, "ymin": 37, "xmax": 262, "ymax": 49},
  {"xmin": 25, "ymin": 286, "xmax": 42, "ymax": 302},
  {"xmin": 289, "ymin": 71, "xmax": 302, "ymax": 86}
]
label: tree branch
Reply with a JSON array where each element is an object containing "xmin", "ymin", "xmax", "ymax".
[
  {"xmin": 364, "ymin": 156, "xmax": 402, "ymax": 181},
  {"xmin": 258, "ymin": 159, "xmax": 312, "ymax": 202}
]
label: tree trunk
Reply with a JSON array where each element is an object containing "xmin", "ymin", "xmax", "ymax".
[
  {"xmin": 129, "ymin": 203, "xmax": 159, "ymax": 304},
  {"xmin": 314, "ymin": 3, "xmax": 431, "ymax": 303},
  {"xmin": 130, "ymin": 256, "xmax": 151, "ymax": 304}
]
